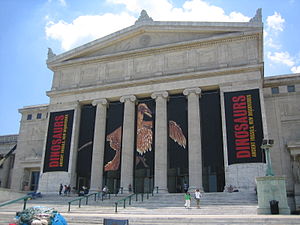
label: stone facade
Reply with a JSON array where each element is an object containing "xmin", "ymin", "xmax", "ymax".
[
  {"xmin": 2, "ymin": 10, "xmax": 299, "ymax": 211},
  {"xmin": 10, "ymin": 104, "xmax": 48, "ymax": 191},
  {"xmin": 263, "ymin": 74, "xmax": 300, "ymax": 211},
  {"xmin": 0, "ymin": 135, "xmax": 17, "ymax": 188}
]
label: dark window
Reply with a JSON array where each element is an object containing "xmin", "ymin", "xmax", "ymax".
[
  {"xmin": 27, "ymin": 114, "xmax": 32, "ymax": 120},
  {"xmin": 287, "ymin": 85, "xmax": 295, "ymax": 92},
  {"xmin": 37, "ymin": 113, "xmax": 42, "ymax": 119},
  {"xmin": 271, "ymin": 87, "xmax": 279, "ymax": 94}
]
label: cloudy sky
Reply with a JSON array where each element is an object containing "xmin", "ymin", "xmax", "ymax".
[{"xmin": 0, "ymin": 0, "xmax": 299, "ymax": 135}]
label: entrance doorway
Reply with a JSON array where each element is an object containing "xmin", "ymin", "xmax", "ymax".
[
  {"xmin": 30, "ymin": 171, "xmax": 40, "ymax": 191},
  {"xmin": 134, "ymin": 167, "xmax": 153, "ymax": 193},
  {"xmin": 103, "ymin": 171, "xmax": 120, "ymax": 194},
  {"xmin": 167, "ymin": 168, "xmax": 188, "ymax": 193},
  {"xmin": 77, "ymin": 176, "xmax": 90, "ymax": 191}
]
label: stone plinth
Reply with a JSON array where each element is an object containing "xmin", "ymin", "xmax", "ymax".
[{"xmin": 256, "ymin": 176, "xmax": 290, "ymax": 214}]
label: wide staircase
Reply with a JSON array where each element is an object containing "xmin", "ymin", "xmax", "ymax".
[{"xmin": 0, "ymin": 192, "xmax": 299, "ymax": 225}]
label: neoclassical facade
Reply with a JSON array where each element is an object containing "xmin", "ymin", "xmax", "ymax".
[{"xmin": 5, "ymin": 10, "xmax": 300, "ymax": 210}]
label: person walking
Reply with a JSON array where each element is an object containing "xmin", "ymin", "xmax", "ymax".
[
  {"xmin": 59, "ymin": 184, "xmax": 63, "ymax": 195},
  {"xmin": 184, "ymin": 192, "xmax": 191, "ymax": 209},
  {"xmin": 183, "ymin": 181, "xmax": 189, "ymax": 193},
  {"xmin": 194, "ymin": 189, "xmax": 202, "ymax": 208}
]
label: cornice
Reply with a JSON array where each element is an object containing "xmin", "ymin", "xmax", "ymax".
[
  {"xmin": 48, "ymin": 31, "xmax": 261, "ymax": 70},
  {"xmin": 47, "ymin": 63, "xmax": 263, "ymax": 98}
]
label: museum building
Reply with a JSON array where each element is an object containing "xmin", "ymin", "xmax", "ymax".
[{"xmin": 1, "ymin": 9, "xmax": 299, "ymax": 210}]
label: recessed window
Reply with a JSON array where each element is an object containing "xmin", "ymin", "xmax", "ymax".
[
  {"xmin": 271, "ymin": 87, "xmax": 279, "ymax": 94},
  {"xmin": 37, "ymin": 113, "xmax": 42, "ymax": 119},
  {"xmin": 287, "ymin": 85, "xmax": 295, "ymax": 93},
  {"xmin": 27, "ymin": 114, "xmax": 32, "ymax": 120}
]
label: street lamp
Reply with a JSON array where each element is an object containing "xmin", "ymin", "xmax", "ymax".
[{"xmin": 261, "ymin": 139, "xmax": 274, "ymax": 176}]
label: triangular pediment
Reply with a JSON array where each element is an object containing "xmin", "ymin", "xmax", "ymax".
[
  {"xmin": 47, "ymin": 15, "xmax": 262, "ymax": 68},
  {"xmin": 85, "ymin": 30, "xmax": 238, "ymax": 58}
]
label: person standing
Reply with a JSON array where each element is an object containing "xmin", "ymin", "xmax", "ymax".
[
  {"xmin": 183, "ymin": 181, "xmax": 189, "ymax": 193},
  {"xmin": 59, "ymin": 184, "xmax": 63, "ymax": 195},
  {"xmin": 194, "ymin": 189, "xmax": 202, "ymax": 208},
  {"xmin": 184, "ymin": 192, "xmax": 191, "ymax": 209}
]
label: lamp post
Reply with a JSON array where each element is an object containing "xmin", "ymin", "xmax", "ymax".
[{"xmin": 261, "ymin": 139, "xmax": 274, "ymax": 176}]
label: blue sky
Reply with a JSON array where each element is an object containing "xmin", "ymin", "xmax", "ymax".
[{"xmin": 0, "ymin": 0, "xmax": 299, "ymax": 135}]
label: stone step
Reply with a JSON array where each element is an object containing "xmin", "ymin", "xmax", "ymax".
[{"xmin": 2, "ymin": 192, "xmax": 297, "ymax": 225}]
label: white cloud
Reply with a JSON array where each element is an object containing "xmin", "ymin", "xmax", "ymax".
[
  {"xmin": 48, "ymin": 0, "xmax": 67, "ymax": 6},
  {"xmin": 267, "ymin": 52, "xmax": 294, "ymax": 67},
  {"xmin": 108, "ymin": 0, "xmax": 249, "ymax": 22},
  {"xmin": 46, "ymin": 13, "xmax": 136, "ymax": 50},
  {"xmin": 291, "ymin": 66, "xmax": 300, "ymax": 73},
  {"xmin": 266, "ymin": 12, "xmax": 285, "ymax": 32},
  {"xmin": 46, "ymin": 0, "xmax": 250, "ymax": 50},
  {"xmin": 267, "ymin": 51, "xmax": 300, "ymax": 73}
]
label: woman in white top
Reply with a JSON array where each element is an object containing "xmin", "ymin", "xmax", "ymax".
[{"xmin": 194, "ymin": 189, "xmax": 202, "ymax": 208}]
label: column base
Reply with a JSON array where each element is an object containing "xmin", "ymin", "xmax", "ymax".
[{"xmin": 155, "ymin": 188, "xmax": 168, "ymax": 194}]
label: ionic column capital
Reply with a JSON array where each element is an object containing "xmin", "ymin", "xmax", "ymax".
[
  {"xmin": 92, "ymin": 98, "xmax": 108, "ymax": 106},
  {"xmin": 151, "ymin": 91, "xmax": 169, "ymax": 100},
  {"xmin": 120, "ymin": 95, "xmax": 136, "ymax": 103},
  {"xmin": 183, "ymin": 87, "xmax": 202, "ymax": 96}
]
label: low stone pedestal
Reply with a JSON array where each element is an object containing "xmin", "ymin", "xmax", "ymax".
[{"xmin": 256, "ymin": 176, "xmax": 290, "ymax": 214}]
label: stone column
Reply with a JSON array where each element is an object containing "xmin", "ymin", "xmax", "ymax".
[
  {"xmin": 120, "ymin": 95, "xmax": 136, "ymax": 193},
  {"xmin": 183, "ymin": 87, "xmax": 203, "ymax": 191},
  {"xmin": 69, "ymin": 102, "xmax": 82, "ymax": 190},
  {"xmin": 90, "ymin": 99, "xmax": 108, "ymax": 191},
  {"xmin": 151, "ymin": 91, "xmax": 169, "ymax": 193}
]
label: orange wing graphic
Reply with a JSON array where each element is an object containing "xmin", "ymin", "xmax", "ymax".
[
  {"xmin": 136, "ymin": 126, "xmax": 152, "ymax": 155},
  {"xmin": 104, "ymin": 149, "xmax": 121, "ymax": 171},
  {"xmin": 105, "ymin": 126, "xmax": 122, "ymax": 171},
  {"xmin": 106, "ymin": 126, "xmax": 122, "ymax": 151},
  {"xmin": 169, "ymin": 120, "xmax": 186, "ymax": 148}
]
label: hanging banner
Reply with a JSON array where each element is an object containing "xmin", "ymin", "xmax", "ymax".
[
  {"xmin": 224, "ymin": 89, "xmax": 263, "ymax": 165},
  {"xmin": 43, "ymin": 110, "xmax": 74, "ymax": 172},
  {"xmin": 76, "ymin": 105, "xmax": 96, "ymax": 178},
  {"xmin": 104, "ymin": 102, "xmax": 124, "ymax": 172},
  {"xmin": 167, "ymin": 95, "xmax": 188, "ymax": 169},
  {"xmin": 135, "ymin": 99, "xmax": 155, "ymax": 171}
]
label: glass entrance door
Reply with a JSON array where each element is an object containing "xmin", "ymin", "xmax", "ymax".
[{"xmin": 30, "ymin": 171, "xmax": 40, "ymax": 191}]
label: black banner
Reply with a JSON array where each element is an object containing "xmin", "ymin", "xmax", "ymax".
[
  {"xmin": 134, "ymin": 99, "xmax": 155, "ymax": 193},
  {"xmin": 224, "ymin": 89, "xmax": 264, "ymax": 165},
  {"xmin": 104, "ymin": 102, "xmax": 124, "ymax": 172},
  {"xmin": 76, "ymin": 105, "xmax": 96, "ymax": 178},
  {"xmin": 167, "ymin": 95, "xmax": 188, "ymax": 169},
  {"xmin": 43, "ymin": 110, "xmax": 74, "ymax": 172},
  {"xmin": 135, "ymin": 99, "xmax": 155, "ymax": 171}
]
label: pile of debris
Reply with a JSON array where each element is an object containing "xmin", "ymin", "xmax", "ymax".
[{"xmin": 10, "ymin": 206, "xmax": 67, "ymax": 225}]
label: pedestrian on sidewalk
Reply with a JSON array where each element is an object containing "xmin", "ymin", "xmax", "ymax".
[
  {"xmin": 183, "ymin": 181, "xmax": 189, "ymax": 193},
  {"xmin": 194, "ymin": 189, "xmax": 202, "ymax": 208},
  {"xmin": 59, "ymin": 183, "xmax": 63, "ymax": 195},
  {"xmin": 184, "ymin": 192, "xmax": 191, "ymax": 209}
]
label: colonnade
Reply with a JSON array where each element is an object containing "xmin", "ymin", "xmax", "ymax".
[{"xmin": 89, "ymin": 88, "xmax": 203, "ymax": 193}]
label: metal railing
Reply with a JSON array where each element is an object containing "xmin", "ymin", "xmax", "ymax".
[
  {"xmin": 114, "ymin": 186, "xmax": 159, "ymax": 213},
  {"xmin": 67, "ymin": 191, "xmax": 112, "ymax": 212},
  {"xmin": 0, "ymin": 195, "xmax": 31, "ymax": 210},
  {"xmin": 68, "ymin": 192, "xmax": 99, "ymax": 212}
]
